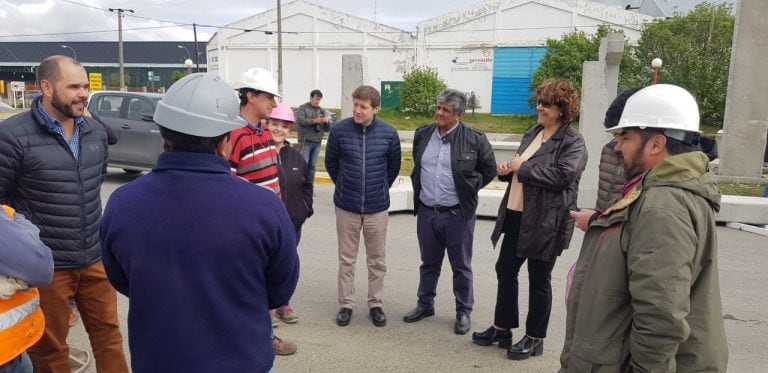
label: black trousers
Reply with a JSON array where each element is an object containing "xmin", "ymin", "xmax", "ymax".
[{"xmin": 493, "ymin": 210, "xmax": 557, "ymax": 338}]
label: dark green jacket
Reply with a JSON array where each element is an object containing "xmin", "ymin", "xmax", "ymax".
[{"xmin": 560, "ymin": 151, "xmax": 728, "ymax": 373}]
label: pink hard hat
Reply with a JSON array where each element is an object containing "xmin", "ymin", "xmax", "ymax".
[{"xmin": 270, "ymin": 102, "xmax": 296, "ymax": 123}]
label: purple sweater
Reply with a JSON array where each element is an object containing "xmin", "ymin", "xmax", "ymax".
[{"xmin": 101, "ymin": 152, "xmax": 299, "ymax": 373}]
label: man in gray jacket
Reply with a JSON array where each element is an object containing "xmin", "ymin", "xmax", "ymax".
[
  {"xmin": 295, "ymin": 89, "xmax": 332, "ymax": 184},
  {"xmin": 560, "ymin": 84, "xmax": 728, "ymax": 372}
]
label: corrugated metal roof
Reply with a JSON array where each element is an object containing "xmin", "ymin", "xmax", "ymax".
[{"xmin": 0, "ymin": 41, "xmax": 207, "ymax": 65}]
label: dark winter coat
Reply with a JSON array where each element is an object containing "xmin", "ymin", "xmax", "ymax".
[
  {"xmin": 277, "ymin": 142, "xmax": 314, "ymax": 230},
  {"xmin": 101, "ymin": 152, "xmax": 299, "ymax": 373},
  {"xmin": 325, "ymin": 116, "xmax": 401, "ymax": 214},
  {"xmin": 0, "ymin": 99, "xmax": 108, "ymax": 269},
  {"xmin": 412, "ymin": 123, "xmax": 497, "ymax": 220},
  {"xmin": 491, "ymin": 124, "xmax": 587, "ymax": 261}
]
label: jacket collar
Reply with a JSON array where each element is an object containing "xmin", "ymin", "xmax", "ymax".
[{"xmin": 152, "ymin": 152, "xmax": 232, "ymax": 174}]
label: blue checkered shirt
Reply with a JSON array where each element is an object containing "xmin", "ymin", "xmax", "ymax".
[{"xmin": 35, "ymin": 97, "xmax": 84, "ymax": 160}]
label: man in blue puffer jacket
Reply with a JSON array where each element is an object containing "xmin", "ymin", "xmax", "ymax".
[{"xmin": 325, "ymin": 85, "xmax": 401, "ymax": 328}]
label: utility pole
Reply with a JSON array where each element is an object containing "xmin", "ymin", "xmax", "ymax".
[
  {"xmin": 193, "ymin": 23, "xmax": 200, "ymax": 72},
  {"xmin": 277, "ymin": 0, "xmax": 283, "ymax": 96},
  {"xmin": 109, "ymin": 7, "xmax": 133, "ymax": 91}
]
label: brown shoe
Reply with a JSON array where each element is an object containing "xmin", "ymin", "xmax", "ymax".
[{"xmin": 272, "ymin": 335, "xmax": 297, "ymax": 356}]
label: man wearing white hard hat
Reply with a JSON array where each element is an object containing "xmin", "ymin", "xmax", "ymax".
[
  {"xmin": 100, "ymin": 73, "xmax": 299, "ymax": 372},
  {"xmin": 229, "ymin": 67, "xmax": 282, "ymax": 194},
  {"xmin": 559, "ymin": 84, "xmax": 728, "ymax": 372}
]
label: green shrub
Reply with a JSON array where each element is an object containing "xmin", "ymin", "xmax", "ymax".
[{"xmin": 400, "ymin": 66, "xmax": 446, "ymax": 114}]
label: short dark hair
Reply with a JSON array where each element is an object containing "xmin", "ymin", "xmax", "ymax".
[
  {"xmin": 604, "ymin": 87, "xmax": 642, "ymax": 129},
  {"xmin": 238, "ymin": 88, "xmax": 256, "ymax": 107},
  {"xmin": 637, "ymin": 128, "xmax": 698, "ymax": 155},
  {"xmin": 159, "ymin": 126, "xmax": 229, "ymax": 154},
  {"xmin": 37, "ymin": 55, "xmax": 81, "ymax": 85},
  {"xmin": 310, "ymin": 89, "xmax": 323, "ymax": 99},
  {"xmin": 437, "ymin": 89, "xmax": 467, "ymax": 115},
  {"xmin": 352, "ymin": 85, "xmax": 380, "ymax": 108}
]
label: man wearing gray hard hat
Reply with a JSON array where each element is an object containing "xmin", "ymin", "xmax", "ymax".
[{"xmin": 100, "ymin": 73, "xmax": 299, "ymax": 372}]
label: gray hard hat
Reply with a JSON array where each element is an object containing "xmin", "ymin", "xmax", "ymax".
[{"xmin": 153, "ymin": 73, "xmax": 246, "ymax": 137}]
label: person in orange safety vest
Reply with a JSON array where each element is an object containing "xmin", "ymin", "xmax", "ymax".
[{"xmin": 0, "ymin": 205, "xmax": 53, "ymax": 373}]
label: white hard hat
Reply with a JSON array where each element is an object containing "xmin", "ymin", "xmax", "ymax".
[
  {"xmin": 608, "ymin": 84, "xmax": 700, "ymax": 141},
  {"xmin": 232, "ymin": 67, "xmax": 281, "ymax": 98},
  {"xmin": 153, "ymin": 73, "xmax": 246, "ymax": 137}
]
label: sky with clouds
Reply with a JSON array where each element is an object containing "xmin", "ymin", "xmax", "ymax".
[{"xmin": 0, "ymin": 0, "xmax": 476, "ymax": 42}]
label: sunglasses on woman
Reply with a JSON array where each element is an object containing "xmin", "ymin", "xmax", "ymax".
[{"xmin": 537, "ymin": 98, "xmax": 556, "ymax": 107}]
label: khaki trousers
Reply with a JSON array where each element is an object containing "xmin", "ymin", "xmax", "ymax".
[
  {"xmin": 335, "ymin": 208, "xmax": 388, "ymax": 309},
  {"xmin": 28, "ymin": 260, "xmax": 128, "ymax": 373}
]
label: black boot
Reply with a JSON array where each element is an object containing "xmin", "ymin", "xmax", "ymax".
[
  {"xmin": 506, "ymin": 335, "xmax": 544, "ymax": 360},
  {"xmin": 471, "ymin": 326, "xmax": 512, "ymax": 348}
]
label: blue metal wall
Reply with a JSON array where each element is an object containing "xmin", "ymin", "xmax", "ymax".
[{"xmin": 491, "ymin": 47, "xmax": 547, "ymax": 114}]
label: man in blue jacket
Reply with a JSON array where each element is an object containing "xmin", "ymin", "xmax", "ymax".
[
  {"xmin": 325, "ymin": 85, "xmax": 401, "ymax": 327},
  {"xmin": 100, "ymin": 73, "xmax": 299, "ymax": 373}
]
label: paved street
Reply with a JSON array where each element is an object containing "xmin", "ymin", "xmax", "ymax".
[{"xmin": 63, "ymin": 167, "xmax": 768, "ymax": 372}]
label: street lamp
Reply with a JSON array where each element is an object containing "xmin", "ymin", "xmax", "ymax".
[
  {"xmin": 177, "ymin": 45, "xmax": 191, "ymax": 61},
  {"xmin": 651, "ymin": 58, "xmax": 663, "ymax": 84},
  {"xmin": 61, "ymin": 44, "xmax": 77, "ymax": 60},
  {"xmin": 184, "ymin": 59, "xmax": 194, "ymax": 75}
]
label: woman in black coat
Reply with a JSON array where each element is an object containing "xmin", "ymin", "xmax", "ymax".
[
  {"xmin": 267, "ymin": 103, "xmax": 313, "ymax": 326},
  {"xmin": 472, "ymin": 79, "xmax": 587, "ymax": 360}
]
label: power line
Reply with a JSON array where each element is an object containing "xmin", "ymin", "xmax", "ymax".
[{"xmin": 0, "ymin": 25, "xmax": 191, "ymax": 39}]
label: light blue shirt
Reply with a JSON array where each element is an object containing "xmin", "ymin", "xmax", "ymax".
[
  {"xmin": 36, "ymin": 97, "xmax": 84, "ymax": 160},
  {"xmin": 419, "ymin": 124, "xmax": 459, "ymax": 207}
]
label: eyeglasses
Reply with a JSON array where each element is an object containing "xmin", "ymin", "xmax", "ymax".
[{"xmin": 537, "ymin": 98, "xmax": 555, "ymax": 107}]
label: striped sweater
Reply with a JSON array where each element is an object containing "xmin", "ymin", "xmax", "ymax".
[{"xmin": 228, "ymin": 124, "xmax": 281, "ymax": 195}]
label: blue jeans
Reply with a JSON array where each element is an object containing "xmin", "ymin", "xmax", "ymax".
[
  {"xmin": 0, "ymin": 353, "xmax": 33, "ymax": 373},
  {"xmin": 301, "ymin": 141, "xmax": 321, "ymax": 184}
]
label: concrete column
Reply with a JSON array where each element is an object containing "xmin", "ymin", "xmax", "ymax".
[
  {"xmin": 719, "ymin": 1, "xmax": 768, "ymax": 179},
  {"xmin": 341, "ymin": 55, "xmax": 366, "ymax": 119},
  {"xmin": 577, "ymin": 33, "xmax": 624, "ymax": 208}
]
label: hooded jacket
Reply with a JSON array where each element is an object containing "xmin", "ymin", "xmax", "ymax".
[{"xmin": 559, "ymin": 151, "xmax": 728, "ymax": 373}]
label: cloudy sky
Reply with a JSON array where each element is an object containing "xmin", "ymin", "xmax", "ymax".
[{"xmin": 0, "ymin": 0, "xmax": 475, "ymax": 42}]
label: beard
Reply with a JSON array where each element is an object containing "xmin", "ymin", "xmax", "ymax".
[
  {"xmin": 50, "ymin": 88, "xmax": 85, "ymax": 118},
  {"xmin": 621, "ymin": 141, "xmax": 649, "ymax": 179}
]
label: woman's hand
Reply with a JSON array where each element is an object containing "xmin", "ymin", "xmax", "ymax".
[
  {"xmin": 497, "ymin": 162, "xmax": 513, "ymax": 176},
  {"xmin": 507, "ymin": 155, "xmax": 524, "ymax": 172}
]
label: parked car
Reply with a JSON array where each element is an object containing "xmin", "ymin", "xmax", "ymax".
[{"xmin": 88, "ymin": 91, "xmax": 163, "ymax": 173}]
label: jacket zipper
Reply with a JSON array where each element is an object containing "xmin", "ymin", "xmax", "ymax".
[{"xmin": 361, "ymin": 125, "xmax": 367, "ymax": 214}]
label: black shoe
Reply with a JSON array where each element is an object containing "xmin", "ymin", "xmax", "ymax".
[
  {"xmin": 369, "ymin": 307, "xmax": 386, "ymax": 327},
  {"xmin": 506, "ymin": 335, "xmax": 544, "ymax": 360},
  {"xmin": 336, "ymin": 308, "xmax": 352, "ymax": 327},
  {"xmin": 472, "ymin": 326, "xmax": 512, "ymax": 348},
  {"xmin": 454, "ymin": 313, "xmax": 471, "ymax": 335},
  {"xmin": 403, "ymin": 305, "xmax": 435, "ymax": 323}
]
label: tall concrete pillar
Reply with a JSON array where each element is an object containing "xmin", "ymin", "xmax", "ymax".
[
  {"xmin": 719, "ymin": 1, "xmax": 768, "ymax": 179},
  {"xmin": 341, "ymin": 55, "xmax": 366, "ymax": 120},
  {"xmin": 577, "ymin": 33, "xmax": 624, "ymax": 208}
]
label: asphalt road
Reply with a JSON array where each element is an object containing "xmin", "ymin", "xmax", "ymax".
[{"xmin": 63, "ymin": 167, "xmax": 767, "ymax": 372}]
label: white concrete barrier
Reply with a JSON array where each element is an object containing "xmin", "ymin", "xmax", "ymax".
[{"xmin": 388, "ymin": 177, "xmax": 768, "ymax": 225}]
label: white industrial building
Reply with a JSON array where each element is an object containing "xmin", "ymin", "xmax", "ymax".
[{"xmin": 207, "ymin": 0, "xmax": 654, "ymax": 113}]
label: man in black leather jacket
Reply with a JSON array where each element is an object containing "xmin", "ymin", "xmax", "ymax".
[{"xmin": 403, "ymin": 88, "xmax": 496, "ymax": 335}]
